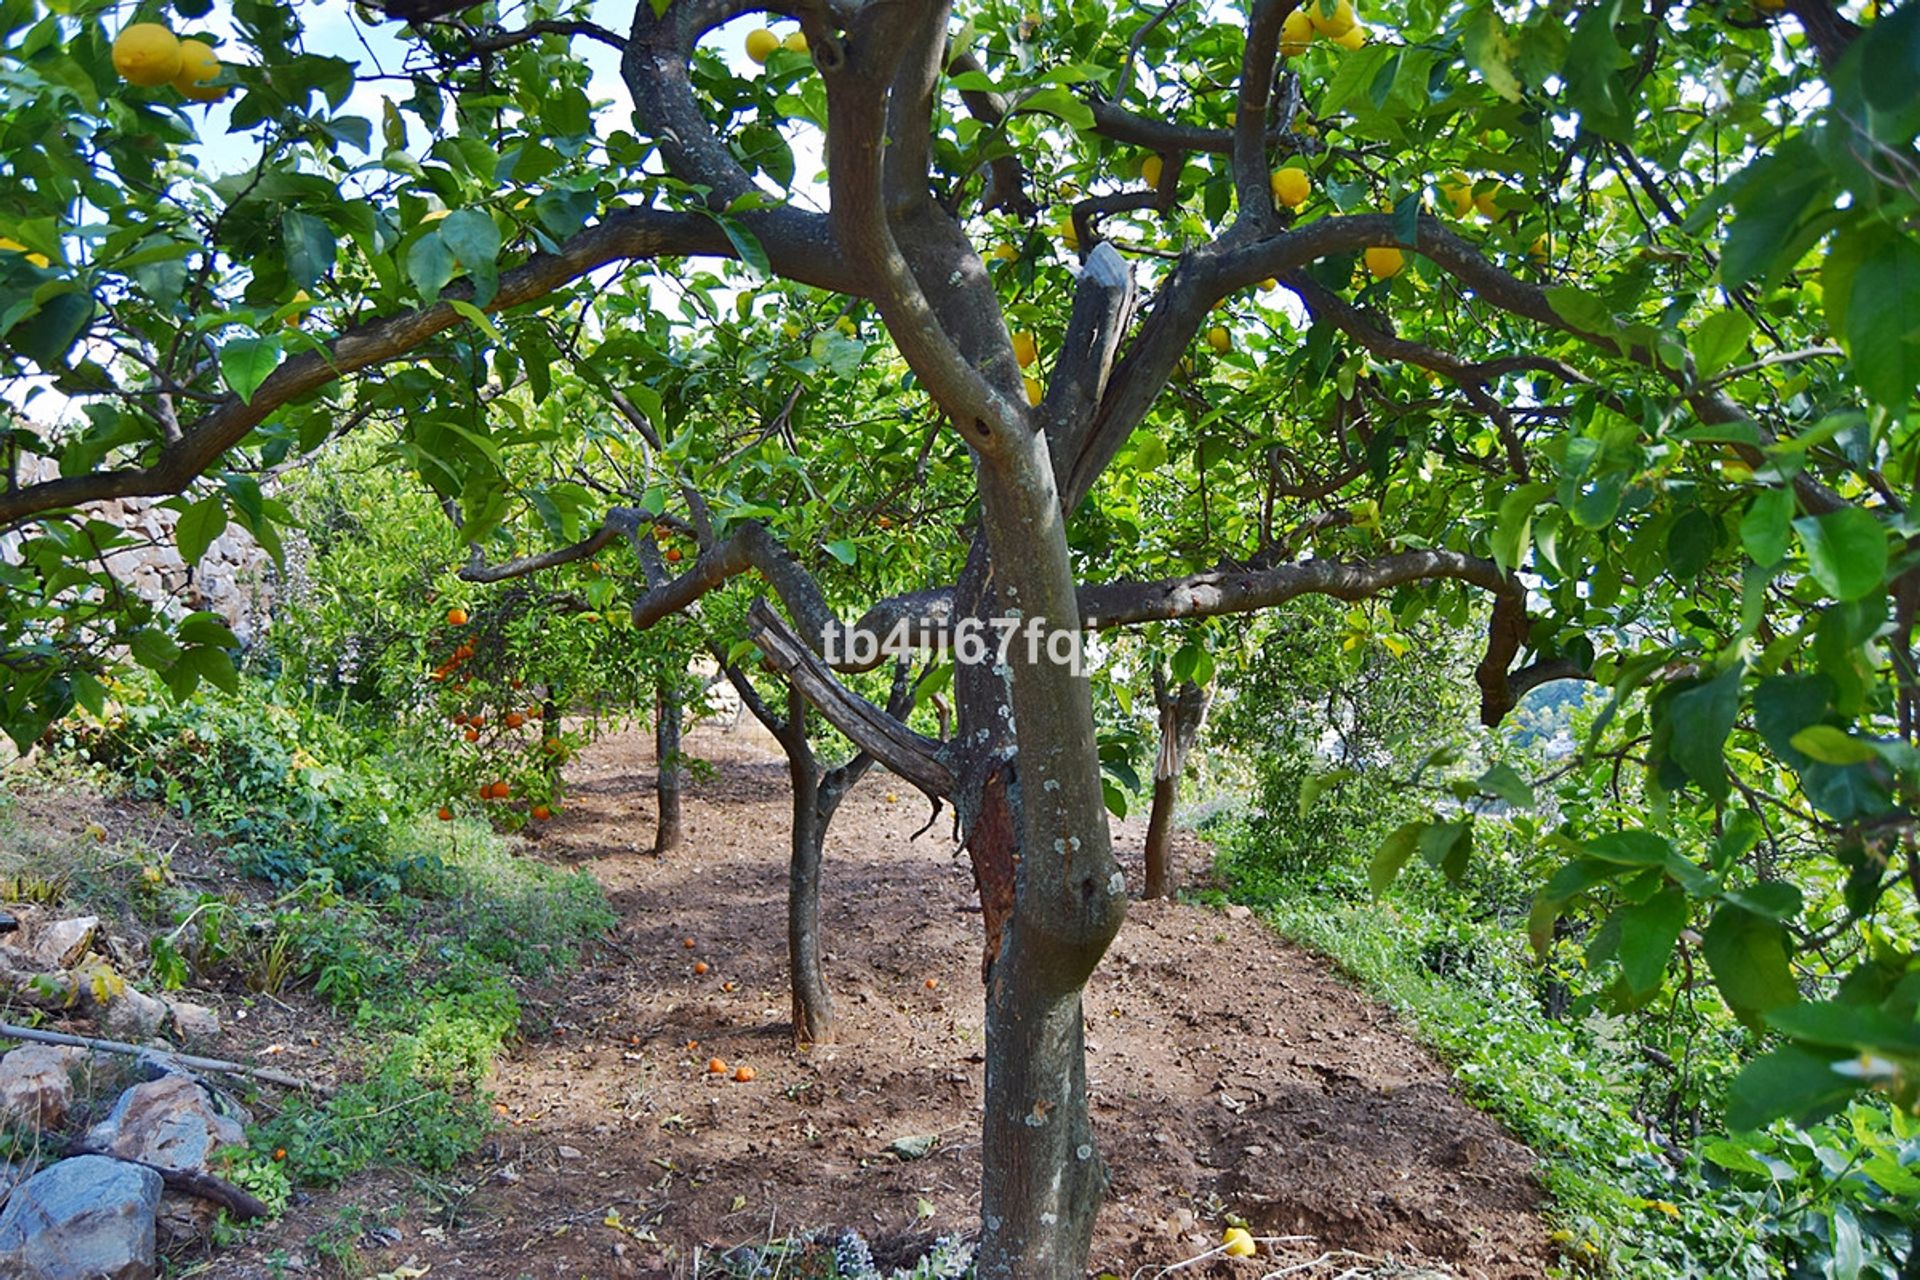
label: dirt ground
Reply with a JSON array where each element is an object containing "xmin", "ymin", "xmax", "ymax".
[{"xmin": 74, "ymin": 721, "xmax": 1552, "ymax": 1278}]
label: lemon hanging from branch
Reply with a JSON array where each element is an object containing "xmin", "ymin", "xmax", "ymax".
[{"xmin": 112, "ymin": 22, "xmax": 183, "ymax": 88}]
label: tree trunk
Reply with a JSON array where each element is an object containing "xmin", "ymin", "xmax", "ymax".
[
  {"xmin": 1142, "ymin": 672, "xmax": 1213, "ymax": 900},
  {"xmin": 653, "ymin": 679, "xmax": 683, "ymax": 855},
  {"xmin": 1142, "ymin": 774, "xmax": 1179, "ymax": 899},
  {"xmin": 968, "ymin": 416, "xmax": 1128, "ymax": 1279},
  {"xmin": 783, "ymin": 686, "xmax": 833, "ymax": 1044}
]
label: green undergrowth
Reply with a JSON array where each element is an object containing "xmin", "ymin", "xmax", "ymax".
[
  {"xmin": 36, "ymin": 672, "xmax": 615, "ymax": 1201},
  {"xmin": 1206, "ymin": 822, "xmax": 1918, "ymax": 1280}
]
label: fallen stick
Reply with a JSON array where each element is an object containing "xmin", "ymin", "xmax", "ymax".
[
  {"xmin": 0, "ymin": 1021, "xmax": 332, "ymax": 1096},
  {"xmin": 42, "ymin": 1137, "xmax": 275, "ymax": 1222}
]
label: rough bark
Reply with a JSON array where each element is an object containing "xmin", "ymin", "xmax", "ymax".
[
  {"xmin": 653, "ymin": 679, "xmax": 683, "ymax": 856},
  {"xmin": 1143, "ymin": 672, "xmax": 1213, "ymax": 900}
]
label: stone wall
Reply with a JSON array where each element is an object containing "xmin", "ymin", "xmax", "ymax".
[{"xmin": 3, "ymin": 455, "xmax": 277, "ymax": 645}]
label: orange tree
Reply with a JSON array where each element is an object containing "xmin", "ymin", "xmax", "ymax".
[{"xmin": 3, "ymin": 0, "xmax": 1919, "ymax": 1271}]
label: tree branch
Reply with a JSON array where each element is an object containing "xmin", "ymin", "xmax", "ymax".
[{"xmin": 0, "ymin": 209, "xmax": 782, "ymax": 530}]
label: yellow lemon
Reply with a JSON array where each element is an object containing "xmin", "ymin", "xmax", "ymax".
[
  {"xmin": 1333, "ymin": 23, "xmax": 1367, "ymax": 49},
  {"xmin": 0, "ymin": 237, "xmax": 50, "ymax": 269},
  {"xmin": 1206, "ymin": 325, "xmax": 1232, "ymax": 354},
  {"xmin": 1364, "ymin": 246, "xmax": 1404, "ymax": 279},
  {"xmin": 1023, "ymin": 375, "xmax": 1043, "ymax": 406},
  {"xmin": 1013, "ymin": 331, "xmax": 1038, "ymax": 368},
  {"xmin": 1059, "ymin": 217, "xmax": 1079, "ymax": 251},
  {"xmin": 113, "ymin": 22, "xmax": 183, "ymax": 88},
  {"xmin": 171, "ymin": 39, "xmax": 221, "ymax": 96},
  {"xmin": 1260, "ymin": 276, "xmax": 1278, "ymax": 290},
  {"xmin": 283, "ymin": 289, "xmax": 313, "ymax": 328},
  {"xmin": 836, "ymin": 315, "xmax": 858, "ymax": 336},
  {"xmin": 990, "ymin": 242, "xmax": 1020, "ymax": 262},
  {"xmin": 783, "ymin": 30, "xmax": 808, "ymax": 53},
  {"xmin": 1270, "ymin": 167, "xmax": 1311, "ymax": 209},
  {"xmin": 1141, "ymin": 154, "xmax": 1163, "ymax": 188},
  {"xmin": 1305, "ymin": 0, "xmax": 1356, "ymax": 38},
  {"xmin": 1438, "ymin": 174, "xmax": 1475, "ymax": 218},
  {"xmin": 1223, "ymin": 1226, "xmax": 1257, "ymax": 1258},
  {"xmin": 1280, "ymin": 9, "xmax": 1313, "ymax": 56},
  {"xmin": 744, "ymin": 28, "xmax": 780, "ymax": 64},
  {"xmin": 1475, "ymin": 183, "xmax": 1505, "ymax": 219}
]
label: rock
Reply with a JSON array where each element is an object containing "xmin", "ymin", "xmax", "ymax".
[
  {"xmin": 93, "ymin": 985, "xmax": 171, "ymax": 1042},
  {"xmin": 1223, "ymin": 904, "xmax": 1252, "ymax": 921},
  {"xmin": 164, "ymin": 1000, "xmax": 221, "ymax": 1042},
  {"xmin": 0, "ymin": 1154, "xmax": 161, "ymax": 1280},
  {"xmin": 0, "ymin": 1045, "xmax": 80, "ymax": 1130},
  {"xmin": 86, "ymin": 1076, "xmax": 248, "ymax": 1241},
  {"xmin": 31, "ymin": 918, "xmax": 98, "ymax": 970}
]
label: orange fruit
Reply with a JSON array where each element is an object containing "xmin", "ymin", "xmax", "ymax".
[
  {"xmin": 721, "ymin": 981, "xmax": 738, "ymax": 992},
  {"xmin": 437, "ymin": 806, "xmax": 453, "ymax": 821},
  {"xmin": 687, "ymin": 1039, "xmax": 699, "ymax": 1051},
  {"xmin": 733, "ymin": 1065, "xmax": 756, "ymax": 1082},
  {"xmin": 707, "ymin": 1057, "xmax": 727, "ymax": 1074},
  {"xmin": 272, "ymin": 1146, "xmax": 287, "ymax": 1162},
  {"xmin": 693, "ymin": 961, "xmax": 709, "ymax": 975},
  {"xmin": 489, "ymin": 780, "xmax": 511, "ymax": 799},
  {"xmin": 925, "ymin": 978, "xmax": 939, "ymax": 990},
  {"xmin": 666, "ymin": 547, "xmax": 684, "ymax": 563},
  {"xmin": 453, "ymin": 643, "xmax": 474, "ymax": 661},
  {"xmin": 505, "ymin": 712, "xmax": 525, "ymax": 729},
  {"xmin": 683, "ymin": 936, "xmax": 697, "ymax": 949},
  {"xmin": 446, "ymin": 607, "xmax": 468, "ymax": 626},
  {"xmin": 531, "ymin": 804, "xmax": 551, "ymax": 820},
  {"xmin": 452, "ymin": 712, "xmax": 468, "ymax": 725},
  {"xmin": 470, "ymin": 714, "xmax": 485, "ymax": 728},
  {"xmin": 463, "ymin": 729, "xmax": 479, "ymax": 743},
  {"xmin": 510, "ymin": 677, "xmax": 524, "ymax": 689}
]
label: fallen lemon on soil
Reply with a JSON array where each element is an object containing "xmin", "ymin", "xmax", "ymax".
[{"xmin": 1223, "ymin": 1226, "xmax": 1256, "ymax": 1257}]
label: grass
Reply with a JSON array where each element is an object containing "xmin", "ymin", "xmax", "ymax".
[{"xmin": 1203, "ymin": 821, "xmax": 1918, "ymax": 1279}]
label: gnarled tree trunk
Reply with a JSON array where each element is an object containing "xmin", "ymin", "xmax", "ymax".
[{"xmin": 1143, "ymin": 670, "xmax": 1213, "ymax": 899}]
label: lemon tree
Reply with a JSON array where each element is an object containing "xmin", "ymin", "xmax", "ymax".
[{"xmin": 1, "ymin": 0, "xmax": 1918, "ymax": 1273}]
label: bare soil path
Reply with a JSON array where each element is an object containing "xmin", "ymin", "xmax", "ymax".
[{"xmin": 231, "ymin": 722, "xmax": 1551, "ymax": 1279}]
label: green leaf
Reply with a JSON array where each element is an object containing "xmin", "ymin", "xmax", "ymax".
[
  {"xmin": 1703, "ymin": 904, "xmax": 1799, "ymax": 1027},
  {"xmin": 1727, "ymin": 1044, "xmax": 1855, "ymax": 1130},
  {"xmin": 1698, "ymin": 1137, "xmax": 1772, "ymax": 1178},
  {"xmin": 1492, "ymin": 482, "xmax": 1551, "ymax": 574},
  {"xmin": 1461, "ymin": 5, "xmax": 1521, "ymax": 101},
  {"xmin": 219, "ymin": 337, "xmax": 281, "ymax": 404},
  {"xmin": 1614, "ymin": 888, "xmax": 1689, "ymax": 995},
  {"xmin": 175, "ymin": 496, "xmax": 227, "ymax": 567},
  {"xmin": 1795, "ymin": 508, "xmax": 1888, "ymax": 602},
  {"xmin": 1789, "ymin": 724, "xmax": 1880, "ymax": 765},
  {"xmin": 1298, "ymin": 768, "xmax": 1355, "ymax": 818},
  {"xmin": 1690, "ymin": 310, "xmax": 1753, "ymax": 378},
  {"xmin": 710, "ymin": 213, "xmax": 771, "ymax": 280},
  {"xmin": 1013, "ymin": 86, "xmax": 1095, "ymax": 130},
  {"xmin": 1668, "ymin": 665, "xmax": 1743, "ymax": 802},
  {"xmin": 1584, "ymin": 830, "xmax": 1672, "ymax": 867},
  {"xmin": 406, "ymin": 229, "xmax": 455, "ymax": 297},
  {"xmin": 1368, "ymin": 820, "xmax": 1427, "ymax": 895},
  {"xmin": 128, "ymin": 628, "xmax": 181, "ymax": 671},
  {"xmin": 1417, "ymin": 820, "xmax": 1472, "ymax": 883},
  {"xmin": 1739, "ymin": 486, "xmax": 1793, "ymax": 567},
  {"xmin": 447, "ymin": 299, "xmax": 503, "ymax": 343},
  {"xmin": 822, "ymin": 539, "xmax": 856, "ymax": 565},
  {"xmin": 281, "ymin": 211, "xmax": 337, "ymax": 290},
  {"xmin": 1475, "ymin": 762, "xmax": 1533, "ymax": 808},
  {"xmin": 1132, "ymin": 433, "xmax": 1168, "ymax": 470},
  {"xmin": 1841, "ymin": 231, "xmax": 1920, "ymax": 408}
]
